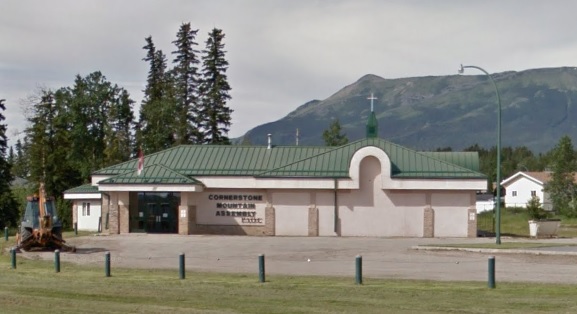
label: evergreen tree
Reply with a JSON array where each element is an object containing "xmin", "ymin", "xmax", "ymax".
[
  {"xmin": 138, "ymin": 36, "xmax": 175, "ymax": 153},
  {"xmin": 103, "ymin": 88, "xmax": 135, "ymax": 165},
  {"xmin": 199, "ymin": 28, "xmax": 233, "ymax": 145},
  {"xmin": 12, "ymin": 137, "xmax": 30, "ymax": 179},
  {"xmin": 8, "ymin": 146, "xmax": 14, "ymax": 171},
  {"xmin": 26, "ymin": 90, "xmax": 80, "ymax": 197},
  {"xmin": 172, "ymin": 23, "xmax": 201, "ymax": 144},
  {"xmin": 322, "ymin": 119, "xmax": 349, "ymax": 146},
  {"xmin": 0, "ymin": 99, "xmax": 20, "ymax": 228},
  {"xmin": 544, "ymin": 135, "xmax": 577, "ymax": 217}
]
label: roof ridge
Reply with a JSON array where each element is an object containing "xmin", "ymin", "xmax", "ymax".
[
  {"xmin": 256, "ymin": 140, "xmax": 361, "ymax": 176},
  {"xmin": 411, "ymin": 150, "xmax": 485, "ymax": 175}
]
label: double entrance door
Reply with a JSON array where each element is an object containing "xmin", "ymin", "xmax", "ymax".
[{"xmin": 131, "ymin": 192, "xmax": 180, "ymax": 233}]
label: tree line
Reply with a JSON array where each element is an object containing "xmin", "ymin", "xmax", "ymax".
[{"xmin": 0, "ymin": 23, "xmax": 232, "ymax": 228}]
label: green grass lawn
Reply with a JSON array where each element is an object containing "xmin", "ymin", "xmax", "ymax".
[
  {"xmin": 2, "ymin": 238, "xmax": 577, "ymax": 313},
  {"xmin": 477, "ymin": 207, "xmax": 577, "ymax": 238},
  {"xmin": 2, "ymin": 256, "xmax": 577, "ymax": 314}
]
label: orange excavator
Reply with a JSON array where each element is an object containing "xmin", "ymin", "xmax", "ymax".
[{"xmin": 15, "ymin": 183, "xmax": 75, "ymax": 252}]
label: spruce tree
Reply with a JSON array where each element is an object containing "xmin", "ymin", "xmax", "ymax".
[
  {"xmin": 0, "ymin": 99, "xmax": 20, "ymax": 228},
  {"xmin": 199, "ymin": 28, "xmax": 233, "ymax": 145},
  {"xmin": 26, "ymin": 90, "xmax": 78, "ymax": 196},
  {"xmin": 104, "ymin": 88, "xmax": 135, "ymax": 165},
  {"xmin": 138, "ymin": 36, "xmax": 175, "ymax": 153},
  {"xmin": 322, "ymin": 119, "xmax": 349, "ymax": 146},
  {"xmin": 12, "ymin": 138, "xmax": 29, "ymax": 179},
  {"xmin": 172, "ymin": 23, "xmax": 201, "ymax": 144}
]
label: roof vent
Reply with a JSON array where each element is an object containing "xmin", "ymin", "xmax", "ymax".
[{"xmin": 267, "ymin": 134, "xmax": 272, "ymax": 149}]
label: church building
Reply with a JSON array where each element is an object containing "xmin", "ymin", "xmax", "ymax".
[{"xmin": 64, "ymin": 105, "xmax": 486, "ymax": 237}]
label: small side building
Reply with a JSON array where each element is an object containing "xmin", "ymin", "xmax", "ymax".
[{"xmin": 63, "ymin": 184, "xmax": 102, "ymax": 231}]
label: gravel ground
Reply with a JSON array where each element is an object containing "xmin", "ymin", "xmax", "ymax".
[{"xmin": 15, "ymin": 234, "xmax": 577, "ymax": 284}]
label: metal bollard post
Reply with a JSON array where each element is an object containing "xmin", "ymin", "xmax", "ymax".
[
  {"xmin": 258, "ymin": 254, "xmax": 265, "ymax": 283},
  {"xmin": 54, "ymin": 250, "xmax": 60, "ymax": 273},
  {"xmin": 488, "ymin": 256, "xmax": 496, "ymax": 289},
  {"xmin": 105, "ymin": 251, "xmax": 111, "ymax": 277},
  {"xmin": 179, "ymin": 253, "xmax": 185, "ymax": 280},
  {"xmin": 10, "ymin": 248, "xmax": 16, "ymax": 269},
  {"xmin": 4, "ymin": 227, "xmax": 7, "ymax": 241},
  {"xmin": 355, "ymin": 255, "xmax": 363, "ymax": 285},
  {"xmin": 74, "ymin": 222, "xmax": 78, "ymax": 236}
]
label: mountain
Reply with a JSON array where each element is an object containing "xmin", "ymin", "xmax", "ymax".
[{"xmin": 240, "ymin": 67, "xmax": 577, "ymax": 153}]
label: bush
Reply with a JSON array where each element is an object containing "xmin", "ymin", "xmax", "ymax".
[{"xmin": 526, "ymin": 196, "xmax": 549, "ymax": 220}]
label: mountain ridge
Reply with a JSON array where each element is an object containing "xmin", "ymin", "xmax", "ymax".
[{"xmin": 241, "ymin": 67, "xmax": 577, "ymax": 153}]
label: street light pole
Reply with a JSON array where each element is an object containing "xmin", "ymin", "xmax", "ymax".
[{"xmin": 458, "ymin": 64, "xmax": 502, "ymax": 245}]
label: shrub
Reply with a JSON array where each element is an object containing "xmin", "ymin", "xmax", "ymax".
[{"xmin": 526, "ymin": 196, "xmax": 549, "ymax": 220}]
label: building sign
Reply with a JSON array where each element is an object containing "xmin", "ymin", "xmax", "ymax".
[{"xmin": 198, "ymin": 193, "xmax": 265, "ymax": 225}]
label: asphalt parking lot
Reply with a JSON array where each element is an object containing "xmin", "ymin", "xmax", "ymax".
[{"xmin": 19, "ymin": 234, "xmax": 577, "ymax": 284}]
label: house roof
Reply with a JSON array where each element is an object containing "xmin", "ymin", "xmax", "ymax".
[
  {"xmin": 64, "ymin": 184, "xmax": 100, "ymax": 194},
  {"xmin": 93, "ymin": 138, "xmax": 485, "ymax": 184},
  {"xmin": 501, "ymin": 171, "xmax": 577, "ymax": 186},
  {"xmin": 99, "ymin": 164, "xmax": 203, "ymax": 185}
]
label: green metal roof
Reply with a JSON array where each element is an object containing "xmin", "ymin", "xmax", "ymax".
[
  {"xmin": 93, "ymin": 138, "xmax": 485, "ymax": 183},
  {"xmin": 64, "ymin": 184, "xmax": 100, "ymax": 194},
  {"xmin": 258, "ymin": 138, "xmax": 485, "ymax": 179},
  {"xmin": 99, "ymin": 164, "xmax": 203, "ymax": 185},
  {"xmin": 420, "ymin": 152, "xmax": 480, "ymax": 172}
]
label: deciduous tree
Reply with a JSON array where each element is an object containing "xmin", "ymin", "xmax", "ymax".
[{"xmin": 544, "ymin": 135, "xmax": 577, "ymax": 216}]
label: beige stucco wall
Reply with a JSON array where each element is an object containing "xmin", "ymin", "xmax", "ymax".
[
  {"xmin": 338, "ymin": 157, "xmax": 427, "ymax": 237},
  {"xmin": 272, "ymin": 192, "xmax": 311, "ymax": 236},
  {"xmin": 431, "ymin": 192, "xmax": 471, "ymax": 237}
]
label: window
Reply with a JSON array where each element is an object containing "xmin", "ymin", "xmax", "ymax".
[
  {"xmin": 512, "ymin": 191, "xmax": 517, "ymax": 197},
  {"xmin": 531, "ymin": 191, "xmax": 537, "ymax": 197},
  {"xmin": 82, "ymin": 202, "xmax": 91, "ymax": 216}
]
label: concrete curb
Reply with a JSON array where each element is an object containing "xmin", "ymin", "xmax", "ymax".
[{"xmin": 411, "ymin": 245, "xmax": 577, "ymax": 256}]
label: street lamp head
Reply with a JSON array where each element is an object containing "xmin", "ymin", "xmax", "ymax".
[{"xmin": 458, "ymin": 64, "xmax": 465, "ymax": 74}]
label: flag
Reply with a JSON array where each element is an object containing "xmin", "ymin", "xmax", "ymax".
[{"xmin": 137, "ymin": 148, "xmax": 144, "ymax": 175}]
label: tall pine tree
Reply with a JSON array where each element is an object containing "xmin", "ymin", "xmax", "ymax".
[
  {"xmin": 172, "ymin": 23, "xmax": 202, "ymax": 144},
  {"xmin": 0, "ymin": 99, "xmax": 21, "ymax": 228},
  {"xmin": 138, "ymin": 36, "xmax": 176, "ymax": 153},
  {"xmin": 26, "ymin": 90, "xmax": 80, "ymax": 197},
  {"xmin": 104, "ymin": 88, "xmax": 135, "ymax": 165},
  {"xmin": 199, "ymin": 28, "xmax": 233, "ymax": 145}
]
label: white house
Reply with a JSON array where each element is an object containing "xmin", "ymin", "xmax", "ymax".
[
  {"xmin": 63, "ymin": 184, "xmax": 102, "ymax": 231},
  {"xmin": 500, "ymin": 172, "xmax": 552, "ymax": 210}
]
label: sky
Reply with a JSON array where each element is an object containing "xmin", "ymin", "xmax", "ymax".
[{"xmin": 2, "ymin": 0, "xmax": 577, "ymax": 146}]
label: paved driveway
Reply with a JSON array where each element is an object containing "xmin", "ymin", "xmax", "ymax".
[{"xmin": 20, "ymin": 235, "xmax": 577, "ymax": 284}]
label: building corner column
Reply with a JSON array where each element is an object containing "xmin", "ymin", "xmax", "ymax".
[
  {"xmin": 423, "ymin": 206, "xmax": 434, "ymax": 238},
  {"xmin": 109, "ymin": 204, "xmax": 119, "ymax": 234},
  {"xmin": 308, "ymin": 206, "xmax": 319, "ymax": 237},
  {"xmin": 265, "ymin": 205, "xmax": 275, "ymax": 236},
  {"xmin": 178, "ymin": 205, "xmax": 196, "ymax": 235},
  {"xmin": 467, "ymin": 207, "xmax": 477, "ymax": 238}
]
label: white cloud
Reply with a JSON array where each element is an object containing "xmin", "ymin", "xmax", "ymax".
[{"xmin": 2, "ymin": 0, "xmax": 577, "ymax": 145}]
